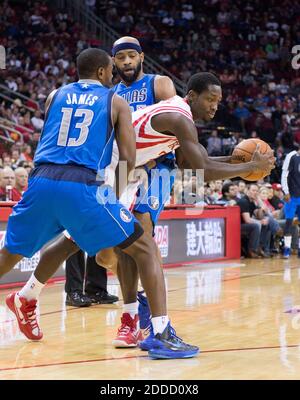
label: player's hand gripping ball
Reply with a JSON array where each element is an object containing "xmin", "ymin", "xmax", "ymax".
[{"xmin": 231, "ymin": 138, "xmax": 273, "ymax": 181}]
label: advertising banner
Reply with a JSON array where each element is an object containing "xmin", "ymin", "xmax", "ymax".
[
  {"xmin": 0, "ymin": 231, "xmax": 65, "ymax": 285},
  {"xmin": 154, "ymin": 218, "xmax": 225, "ymax": 264}
]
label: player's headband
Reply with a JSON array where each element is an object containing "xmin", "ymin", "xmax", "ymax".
[{"xmin": 112, "ymin": 42, "xmax": 142, "ymax": 57}]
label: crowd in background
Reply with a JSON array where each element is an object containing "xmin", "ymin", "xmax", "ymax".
[
  {"xmin": 0, "ymin": 0, "xmax": 100, "ymax": 164},
  {"xmin": 171, "ymin": 175, "xmax": 297, "ymax": 258},
  {"xmin": 96, "ymin": 0, "xmax": 300, "ymax": 182},
  {"xmin": 0, "ymin": 1, "xmax": 299, "ymax": 173}
]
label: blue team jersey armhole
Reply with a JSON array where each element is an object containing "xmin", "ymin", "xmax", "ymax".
[{"xmin": 151, "ymin": 75, "xmax": 156, "ymax": 104}]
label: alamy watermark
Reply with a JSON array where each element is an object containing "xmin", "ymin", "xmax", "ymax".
[
  {"xmin": 0, "ymin": 45, "xmax": 6, "ymax": 69},
  {"xmin": 96, "ymin": 162, "xmax": 205, "ymax": 213}
]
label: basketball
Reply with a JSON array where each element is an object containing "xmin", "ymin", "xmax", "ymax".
[{"xmin": 231, "ymin": 138, "xmax": 272, "ymax": 181}]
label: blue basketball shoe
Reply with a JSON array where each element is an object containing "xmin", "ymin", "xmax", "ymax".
[
  {"xmin": 137, "ymin": 291, "xmax": 151, "ymax": 330},
  {"xmin": 148, "ymin": 323, "xmax": 199, "ymax": 359},
  {"xmin": 283, "ymin": 247, "xmax": 291, "ymax": 259},
  {"xmin": 139, "ymin": 323, "xmax": 155, "ymax": 351}
]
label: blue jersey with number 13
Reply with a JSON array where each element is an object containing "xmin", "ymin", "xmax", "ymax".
[{"xmin": 34, "ymin": 80, "xmax": 115, "ymax": 173}]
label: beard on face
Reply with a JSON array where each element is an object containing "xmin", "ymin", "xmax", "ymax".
[{"xmin": 115, "ymin": 60, "xmax": 142, "ymax": 84}]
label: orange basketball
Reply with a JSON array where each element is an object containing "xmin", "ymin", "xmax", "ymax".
[{"xmin": 231, "ymin": 138, "xmax": 272, "ymax": 181}]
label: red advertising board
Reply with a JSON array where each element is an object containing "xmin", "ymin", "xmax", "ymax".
[{"xmin": 0, "ymin": 203, "xmax": 241, "ymax": 287}]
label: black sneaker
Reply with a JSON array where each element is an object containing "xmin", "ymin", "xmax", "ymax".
[
  {"xmin": 65, "ymin": 292, "xmax": 92, "ymax": 307},
  {"xmin": 88, "ymin": 291, "xmax": 119, "ymax": 304},
  {"xmin": 148, "ymin": 322, "xmax": 199, "ymax": 359}
]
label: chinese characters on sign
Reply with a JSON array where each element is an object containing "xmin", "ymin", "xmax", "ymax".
[{"xmin": 186, "ymin": 220, "xmax": 223, "ymax": 257}]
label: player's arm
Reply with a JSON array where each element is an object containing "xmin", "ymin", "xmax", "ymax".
[
  {"xmin": 281, "ymin": 154, "xmax": 290, "ymax": 195},
  {"xmin": 175, "ymin": 148, "xmax": 232, "ymax": 169},
  {"xmin": 175, "ymin": 147, "xmax": 191, "ymax": 168},
  {"xmin": 151, "ymin": 112, "xmax": 275, "ymax": 181},
  {"xmin": 112, "ymin": 94, "xmax": 136, "ymax": 196},
  {"xmin": 209, "ymin": 155, "xmax": 232, "ymax": 162},
  {"xmin": 154, "ymin": 76, "xmax": 176, "ymax": 101},
  {"xmin": 281, "ymin": 153, "xmax": 294, "ymax": 200}
]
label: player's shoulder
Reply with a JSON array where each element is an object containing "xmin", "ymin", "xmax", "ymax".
[
  {"xmin": 153, "ymin": 74, "xmax": 175, "ymax": 87},
  {"xmin": 289, "ymin": 150, "xmax": 297, "ymax": 156},
  {"xmin": 153, "ymin": 75, "xmax": 176, "ymax": 100},
  {"xmin": 151, "ymin": 96, "xmax": 194, "ymax": 127},
  {"xmin": 158, "ymin": 95, "xmax": 192, "ymax": 112},
  {"xmin": 112, "ymin": 81, "xmax": 123, "ymax": 91},
  {"xmin": 158, "ymin": 94, "xmax": 184, "ymax": 104},
  {"xmin": 288, "ymin": 150, "xmax": 298, "ymax": 161},
  {"xmin": 45, "ymin": 88, "xmax": 60, "ymax": 113},
  {"xmin": 58, "ymin": 81, "xmax": 76, "ymax": 91},
  {"xmin": 154, "ymin": 74, "xmax": 172, "ymax": 83},
  {"xmin": 112, "ymin": 93, "xmax": 130, "ymax": 110}
]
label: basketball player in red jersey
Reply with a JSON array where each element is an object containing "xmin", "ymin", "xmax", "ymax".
[{"xmin": 98, "ymin": 72, "xmax": 275, "ymax": 352}]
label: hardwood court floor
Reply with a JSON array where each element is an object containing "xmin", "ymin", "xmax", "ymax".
[{"xmin": 1, "ymin": 257, "xmax": 300, "ymax": 380}]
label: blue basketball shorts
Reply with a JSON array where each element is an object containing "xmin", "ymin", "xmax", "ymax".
[
  {"xmin": 133, "ymin": 159, "xmax": 176, "ymax": 226},
  {"xmin": 4, "ymin": 164, "xmax": 143, "ymax": 257},
  {"xmin": 284, "ymin": 196, "xmax": 300, "ymax": 220}
]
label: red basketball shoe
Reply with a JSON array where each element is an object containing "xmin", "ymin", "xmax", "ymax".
[
  {"xmin": 112, "ymin": 313, "xmax": 143, "ymax": 348},
  {"xmin": 6, "ymin": 292, "xmax": 43, "ymax": 341}
]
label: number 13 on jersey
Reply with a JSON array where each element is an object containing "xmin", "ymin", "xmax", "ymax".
[{"xmin": 57, "ymin": 107, "xmax": 94, "ymax": 147}]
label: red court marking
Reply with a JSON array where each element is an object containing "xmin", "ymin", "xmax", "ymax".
[
  {"xmin": 0, "ymin": 354, "xmax": 148, "ymax": 372},
  {"xmin": 0, "ymin": 344, "xmax": 299, "ymax": 373}
]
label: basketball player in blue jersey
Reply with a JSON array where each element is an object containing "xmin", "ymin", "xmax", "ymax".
[
  {"xmin": 13, "ymin": 37, "xmax": 178, "ymax": 348},
  {"xmin": 112, "ymin": 37, "xmax": 175, "ymax": 111},
  {"xmin": 1, "ymin": 47, "xmax": 199, "ymax": 360}
]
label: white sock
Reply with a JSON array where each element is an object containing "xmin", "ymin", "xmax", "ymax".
[
  {"xmin": 123, "ymin": 302, "xmax": 138, "ymax": 318},
  {"xmin": 18, "ymin": 273, "xmax": 45, "ymax": 301},
  {"xmin": 152, "ymin": 315, "xmax": 169, "ymax": 335},
  {"xmin": 138, "ymin": 290, "xmax": 147, "ymax": 301},
  {"xmin": 284, "ymin": 236, "xmax": 292, "ymax": 248}
]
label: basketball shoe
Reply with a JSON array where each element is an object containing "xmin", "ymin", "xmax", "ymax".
[
  {"xmin": 112, "ymin": 313, "xmax": 143, "ymax": 348},
  {"xmin": 139, "ymin": 323, "xmax": 155, "ymax": 351},
  {"xmin": 148, "ymin": 323, "xmax": 199, "ymax": 359},
  {"xmin": 283, "ymin": 247, "xmax": 291, "ymax": 259},
  {"xmin": 6, "ymin": 292, "xmax": 43, "ymax": 341},
  {"xmin": 137, "ymin": 290, "xmax": 151, "ymax": 330}
]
